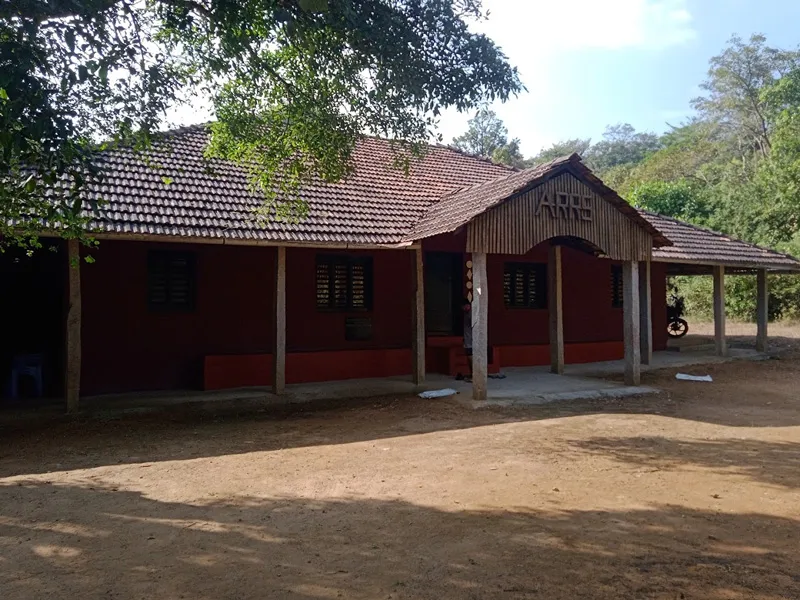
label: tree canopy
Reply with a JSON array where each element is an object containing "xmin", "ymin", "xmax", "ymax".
[
  {"xmin": 451, "ymin": 107, "xmax": 526, "ymax": 168},
  {"xmin": 1, "ymin": 0, "xmax": 522, "ymax": 248}
]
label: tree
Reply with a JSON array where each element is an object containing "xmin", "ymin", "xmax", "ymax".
[
  {"xmin": 628, "ymin": 180, "xmax": 709, "ymax": 224},
  {"xmin": 0, "ymin": 0, "xmax": 522, "ymax": 248},
  {"xmin": 451, "ymin": 107, "xmax": 525, "ymax": 167},
  {"xmin": 490, "ymin": 138, "xmax": 527, "ymax": 169},
  {"xmin": 692, "ymin": 34, "xmax": 800, "ymax": 158},
  {"xmin": 530, "ymin": 138, "xmax": 592, "ymax": 165},
  {"xmin": 584, "ymin": 123, "xmax": 661, "ymax": 175}
]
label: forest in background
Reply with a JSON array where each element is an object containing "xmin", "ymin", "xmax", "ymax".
[{"xmin": 452, "ymin": 34, "xmax": 800, "ymax": 322}]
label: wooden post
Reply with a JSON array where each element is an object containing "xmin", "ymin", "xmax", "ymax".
[
  {"xmin": 756, "ymin": 269, "xmax": 768, "ymax": 353},
  {"xmin": 548, "ymin": 245, "xmax": 564, "ymax": 375},
  {"xmin": 639, "ymin": 260, "xmax": 653, "ymax": 365},
  {"xmin": 471, "ymin": 252, "xmax": 488, "ymax": 401},
  {"xmin": 412, "ymin": 247, "xmax": 425, "ymax": 386},
  {"xmin": 713, "ymin": 265, "xmax": 727, "ymax": 357},
  {"xmin": 272, "ymin": 246, "xmax": 287, "ymax": 395},
  {"xmin": 65, "ymin": 239, "xmax": 82, "ymax": 413},
  {"xmin": 623, "ymin": 261, "xmax": 641, "ymax": 386}
]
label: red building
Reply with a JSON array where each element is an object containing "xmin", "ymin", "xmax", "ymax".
[{"xmin": 4, "ymin": 126, "xmax": 799, "ymax": 408}]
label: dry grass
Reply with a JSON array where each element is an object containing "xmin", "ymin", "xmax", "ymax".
[{"xmin": 689, "ymin": 320, "xmax": 800, "ymax": 337}]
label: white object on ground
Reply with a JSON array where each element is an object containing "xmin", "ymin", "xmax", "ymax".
[
  {"xmin": 418, "ymin": 388, "xmax": 458, "ymax": 399},
  {"xmin": 675, "ymin": 373, "xmax": 713, "ymax": 382}
]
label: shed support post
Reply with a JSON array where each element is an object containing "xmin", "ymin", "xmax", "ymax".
[
  {"xmin": 471, "ymin": 252, "xmax": 488, "ymax": 401},
  {"xmin": 623, "ymin": 261, "xmax": 641, "ymax": 386},
  {"xmin": 412, "ymin": 247, "xmax": 425, "ymax": 386},
  {"xmin": 756, "ymin": 269, "xmax": 769, "ymax": 353},
  {"xmin": 548, "ymin": 245, "xmax": 564, "ymax": 375},
  {"xmin": 639, "ymin": 260, "xmax": 652, "ymax": 365},
  {"xmin": 272, "ymin": 246, "xmax": 286, "ymax": 395},
  {"xmin": 65, "ymin": 239, "xmax": 82, "ymax": 414},
  {"xmin": 713, "ymin": 265, "xmax": 727, "ymax": 357}
]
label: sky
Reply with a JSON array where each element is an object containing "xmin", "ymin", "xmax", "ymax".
[
  {"xmin": 169, "ymin": 0, "xmax": 800, "ymax": 157},
  {"xmin": 437, "ymin": 0, "xmax": 800, "ymax": 156}
]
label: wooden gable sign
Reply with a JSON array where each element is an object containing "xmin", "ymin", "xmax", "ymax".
[{"xmin": 466, "ymin": 172, "xmax": 653, "ymax": 261}]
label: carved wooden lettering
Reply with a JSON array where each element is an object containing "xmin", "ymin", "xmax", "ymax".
[{"xmin": 535, "ymin": 190, "xmax": 592, "ymax": 222}]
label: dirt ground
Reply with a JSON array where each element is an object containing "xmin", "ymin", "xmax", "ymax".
[{"xmin": 2, "ymin": 334, "xmax": 800, "ymax": 599}]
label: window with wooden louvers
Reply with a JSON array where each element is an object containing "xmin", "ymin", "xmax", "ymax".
[
  {"xmin": 503, "ymin": 263, "xmax": 547, "ymax": 309},
  {"xmin": 147, "ymin": 251, "xmax": 196, "ymax": 311},
  {"xmin": 611, "ymin": 264, "xmax": 624, "ymax": 308},
  {"xmin": 316, "ymin": 255, "xmax": 373, "ymax": 311}
]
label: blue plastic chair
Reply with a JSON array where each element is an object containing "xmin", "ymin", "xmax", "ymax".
[{"xmin": 10, "ymin": 354, "xmax": 43, "ymax": 399}]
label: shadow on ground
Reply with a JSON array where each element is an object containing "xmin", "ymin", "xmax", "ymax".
[
  {"xmin": 2, "ymin": 349, "xmax": 800, "ymax": 477},
  {"xmin": 571, "ymin": 436, "xmax": 800, "ymax": 490},
  {"xmin": 1, "ymin": 482, "xmax": 798, "ymax": 600}
]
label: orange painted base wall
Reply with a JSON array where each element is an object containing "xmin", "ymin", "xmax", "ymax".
[
  {"xmin": 494, "ymin": 341, "xmax": 624, "ymax": 368},
  {"xmin": 205, "ymin": 342, "xmax": 623, "ymax": 390},
  {"xmin": 204, "ymin": 348, "xmax": 412, "ymax": 390}
]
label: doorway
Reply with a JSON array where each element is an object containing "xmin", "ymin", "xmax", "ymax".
[
  {"xmin": 424, "ymin": 252, "xmax": 464, "ymax": 336},
  {"xmin": 0, "ymin": 241, "xmax": 66, "ymax": 399}
]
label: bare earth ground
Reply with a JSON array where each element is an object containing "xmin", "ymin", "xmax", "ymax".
[{"xmin": 2, "ymin": 331, "xmax": 800, "ymax": 599}]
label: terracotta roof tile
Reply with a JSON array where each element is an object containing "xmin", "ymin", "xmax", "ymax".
[
  {"xmin": 76, "ymin": 124, "xmax": 800, "ymax": 270},
  {"xmin": 405, "ymin": 153, "xmax": 669, "ymax": 246},
  {"xmin": 85, "ymin": 125, "xmax": 512, "ymax": 245},
  {"xmin": 643, "ymin": 211, "xmax": 800, "ymax": 271}
]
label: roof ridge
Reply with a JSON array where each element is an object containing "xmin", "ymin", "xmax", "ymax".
[{"xmin": 432, "ymin": 152, "xmax": 579, "ymax": 204}]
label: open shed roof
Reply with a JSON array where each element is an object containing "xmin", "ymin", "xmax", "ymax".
[{"xmin": 642, "ymin": 211, "xmax": 800, "ymax": 272}]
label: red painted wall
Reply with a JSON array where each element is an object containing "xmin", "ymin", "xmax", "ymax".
[
  {"xmin": 82, "ymin": 242, "xmax": 415, "ymax": 394},
  {"xmin": 286, "ymin": 248, "xmax": 413, "ymax": 352},
  {"xmin": 486, "ymin": 244, "xmax": 630, "ymax": 347},
  {"xmin": 81, "ymin": 238, "xmax": 669, "ymax": 394},
  {"xmin": 81, "ymin": 241, "xmax": 276, "ymax": 395},
  {"xmin": 439, "ymin": 238, "xmax": 669, "ymax": 364}
]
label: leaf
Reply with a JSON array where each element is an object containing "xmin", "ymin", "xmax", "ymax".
[
  {"xmin": 161, "ymin": 176, "xmax": 174, "ymax": 185},
  {"xmin": 298, "ymin": 0, "xmax": 328, "ymax": 12},
  {"xmin": 0, "ymin": 88, "xmax": 7, "ymax": 101},
  {"xmin": 65, "ymin": 29, "xmax": 75, "ymax": 53}
]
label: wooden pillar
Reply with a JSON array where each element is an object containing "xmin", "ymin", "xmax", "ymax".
[
  {"xmin": 713, "ymin": 265, "xmax": 727, "ymax": 357},
  {"xmin": 65, "ymin": 239, "xmax": 82, "ymax": 414},
  {"xmin": 756, "ymin": 269, "xmax": 769, "ymax": 353},
  {"xmin": 412, "ymin": 247, "xmax": 425, "ymax": 386},
  {"xmin": 548, "ymin": 245, "xmax": 564, "ymax": 375},
  {"xmin": 639, "ymin": 260, "xmax": 653, "ymax": 365},
  {"xmin": 471, "ymin": 252, "xmax": 488, "ymax": 401},
  {"xmin": 623, "ymin": 261, "xmax": 641, "ymax": 386},
  {"xmin": 272, "ymin": 246, "xmax": 287, "ymax": 395}
]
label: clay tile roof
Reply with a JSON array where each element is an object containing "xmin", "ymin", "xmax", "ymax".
[
  {"xmin": 78, "ymin": 123, "xmax": 800, "ymax": 270},
  {"xmin": 405, "ymin": 153, "xmax": 670, "ymax": 247},
  {"xmin": 642, "ymin": 210, "xmax": 800, "ymax": 271},
  {"xmin": 85, "ymin": 124, "xmax": 512, "ymax": 245}
]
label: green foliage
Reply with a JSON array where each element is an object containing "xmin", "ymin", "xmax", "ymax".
[
  {"xmin": 1, "ymin": 0, "xmax": 522, "ymax": 248},
  {"xmin": 451, "ymin": 107, "xmax": 525, "ymax": 167},
  {"xmin": 628, "ymin": 180, "xmax": 710, "ymax": 223},
  {"xmin": 676, "ymin": 274, "xmax": 800, "ymax": 322},
  {"xmin": 583, "ymin": 123, "xmax": 662, "ymax": 175},
  {"xmin": 692, "ymin": 34, "xmax": 800, "ymax": 158},
  {"xmin": 530, "ymin": 138, "xmax": 592, "ymax": 164}
]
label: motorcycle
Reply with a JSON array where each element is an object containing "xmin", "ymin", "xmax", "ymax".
[{"xmin": 667, "ymin": 292, "xmax": 689, "ymax": 338}]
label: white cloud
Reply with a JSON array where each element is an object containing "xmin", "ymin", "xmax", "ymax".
[
  {"xmin": 435, "ymin": 0, "xmax": 696, "ymax": 154},
  {"xmin": 474, "ymin": 0, "xmax": 695, "ymax": 54}
]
